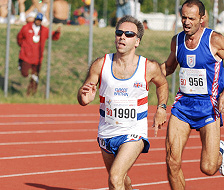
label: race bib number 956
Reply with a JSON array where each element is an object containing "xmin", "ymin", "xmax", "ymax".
[{"xmin": 179, "ymin": 67, "xmax": 208, "ymax": 94}]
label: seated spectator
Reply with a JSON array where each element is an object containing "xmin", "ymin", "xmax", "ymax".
[
  {"xmin": 15, "ymin": 0, "xmax": 49, "ymax": 26},
  {"xmin": 53, "ymin": 0, "xmax": 69, "ymax": 25},
  {"xmin": 72, "ymin": 0, "xmax": 98, "ymax": 25},
  {"xmin": 0, "ymin": 0, "xmax": 16, "ymax": 24},
  {"xmin": 25, "ymin": 0, "xmax": 49, "ymax": 26}
]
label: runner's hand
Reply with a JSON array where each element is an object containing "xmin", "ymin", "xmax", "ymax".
[
  {"xmin": 152, "ymin": 108, "xmax": 167, "ymax": 137},
  {"xmin": 80, "ymin": 82, "xmax": 97, "ymax": 105}
]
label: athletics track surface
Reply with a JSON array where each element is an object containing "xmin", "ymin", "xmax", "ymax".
[{"xmin": 0, "ymin": 104, "xmax": 224, "ymax": 190}]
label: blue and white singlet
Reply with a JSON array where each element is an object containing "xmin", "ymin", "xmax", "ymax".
[{"xmin": 172, "ymin": 28, "xmax": 224, "ymax": 128}]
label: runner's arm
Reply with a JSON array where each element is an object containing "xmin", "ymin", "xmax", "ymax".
[
  {"xmin": 160, "ymin": 35, "xmax": 179, "ymax": 76},
  {"xmin": 77, "ymin": 57, "xmax": 104, "ymax": 106},
  {"xmin": 146, "ymin": 60, "xmax": 169, "ymax": 137}
]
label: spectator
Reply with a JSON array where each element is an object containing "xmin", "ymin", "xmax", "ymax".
[
  {"xmin": 215, "ymin": 11, "xmax": 224, "ymax": 33},
  {"xmin": 0, "ymin": 0, "xmax": 16, "ymax": 24},
  {"xmin": 53, "ymin": 0, "xmax": 69, "ymax": 25},
  {"xmin": 143, "ymin": 19, "xmax": 148, "ymax": 29},
  {"xmin": 25, "ymin": 0, "xmax": 50, "ymax": 26},
  {"xmin": 17, "ymin": 13, "xmax": 61, "ymax": 96},
  {"xmin": 129, "ymin": 0, "xmax": 141, "ymax": 18},
  {"xmin": 0, "ymin": 0, "xmax": 8, "ymax": 23},
  {"xmin": 72, "ymin": 0, "xmax": 98, "ymax": 25},
  {"xmin": 15, "ymin": 0, "xmax": 49, "ymax": 26},
  {"xmin": 116, "ymin": 0, "xmax": 131, "ymax": 22},
  {"xmin": 202, "ymin": 9, "xmax": 209, "ymax": 27}
]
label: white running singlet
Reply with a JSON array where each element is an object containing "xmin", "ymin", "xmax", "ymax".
[{"xmin": 98, "ymin": 53, "xmax": 149, "ymax": 139}]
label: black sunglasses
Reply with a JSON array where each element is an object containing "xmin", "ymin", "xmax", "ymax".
[{"xmin": 115, "ymin": 30, "xmax": 137, "ymax": 38}]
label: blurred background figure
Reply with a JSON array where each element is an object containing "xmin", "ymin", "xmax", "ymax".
[
  {"xmin": 215, "ymin": 10, "xmax": 224, "ymax": 33},
  {"xmin": 116, "ymin": 0, "xmax": 131, "ymax": 22},
  {"xmin": 53, "ymin": 0, "xmax": 69, "ymax": 25},
  {"xmin": 15, "ymin": 0, "xmax": 50, "ymax": 26},
  {"xmin": 72, "ymin": 0, "xmax": 98, "ymax": 25},
  {"xmin": 143, "ymin": 19, "xmax": 148, "ymax": 29},
  {"xmin": 0, "ymin": 0, "xmax": 16, "ymax": 24},
  {"xmin": 25, "ymin": 0, "xmax": 50, "ymax": 26},
  {"xmin": 202, "ymin": 9, "xmax": 209, "ymax": 28},
  {"xmin": 17, "ymin": 13, "xmax": 61, "ymax": 96},
  {"xmin": 129, "ymin": 0, "xmax": 141, "ymax": 18}
]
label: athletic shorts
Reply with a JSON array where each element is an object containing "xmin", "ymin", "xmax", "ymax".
[
  {"xmin": 53, "ymin": 17, "xmax": 67, "ymax": 25},
  {"xmin": 97, "ymin": 134, "xmax": 150, "ymax": 156},
  {"xmin": 172, "ymin": 95, "xmax": 223, "ymax": 130}
]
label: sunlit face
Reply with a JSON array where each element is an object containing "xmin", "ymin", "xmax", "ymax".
[
  {"xmin": 181, "ymin": 4, "xmax": 204, "ymax": 36},
  {"xmin": 115, "ymin": 22, "xmax": 140, "ymax": 54}
]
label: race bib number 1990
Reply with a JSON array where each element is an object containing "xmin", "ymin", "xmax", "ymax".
[{"xmin": 105, "ymin": 96, "xmax": 137, "ymax": 127}]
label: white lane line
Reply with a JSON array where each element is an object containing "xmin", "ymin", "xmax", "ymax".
[
  {"xmin": 0, "ymin": 151, "xmax": 101, "ymax": 160},
  {"xmin": 0, "ymin": 113, "xmax": 161, "ymax": 118},
  {"xmin": 0, "ymin": 127, "xmax": 166, "ymax": 134},
  {"xmin": 0, "ymin": 119, "xmax": 158, "ymax": 126},
  {"xmin": 0, "ymin": 139, "xmax": 96, "ymax": 145},
  {"xmin": 0, "ymin": 114, "xmax": 99, "ymax": 117},
  {"xmin": 0, "ymin": 167, "xmax": 106, "ymax": 178},
  {"xmin": 0, "ymin": 147, "xmax": 201, "ymax": 160},
  {"xmin": 0, "ymin": 159, "xmax": 198, "ymax": 179},
  {"xmin": 0, "ymin": 120, "xmax": 99, "ymax": 126},
  {"xmin": 0, "ymin": 129, "xmax": 98, "ymax": 134},
  {"xmin": 0, "ymin": 139, "xmax": 202, "ymax": 147},
  {"xmin": 94, "ymin": 175, "xmax": 223, "ymax": 190},
  {"xmin": 0, "ymin": 119, "xmax": 154, "ymax": 125}
]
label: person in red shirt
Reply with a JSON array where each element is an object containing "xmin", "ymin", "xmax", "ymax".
[{"xmin": 17, "ymin": 12, "xmax": 61, "ymax": 96}]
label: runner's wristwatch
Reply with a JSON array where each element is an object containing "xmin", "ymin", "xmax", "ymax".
[{"xmin": 157, "ymin": 104, "xmax": 167, "ymax": 110}]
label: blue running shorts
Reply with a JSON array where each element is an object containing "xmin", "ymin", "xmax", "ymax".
[
  {"xmin": 97, "ymin": 134, "xmax": 150, "ymax": 156},
  {"xmin": 172, "ymin": 95, "xmax": 223, "ymax": 130}
]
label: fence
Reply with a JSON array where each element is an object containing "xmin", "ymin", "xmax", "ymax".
[{"xmin": 0, "ymin": 0, "xmax": 219, "ymax": 103}]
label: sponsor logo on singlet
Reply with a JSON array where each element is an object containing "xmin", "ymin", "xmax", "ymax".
[
  {"xmin": 187, "ymin": 55, "xmax": 196, "ymax": 68},
  {"xmin": 133, "ymin": 82, "xmax": 143, "ymax": 88},
  {"xmin": 114, "ymin": 88, "xmax": 128, "ymax": 96}
]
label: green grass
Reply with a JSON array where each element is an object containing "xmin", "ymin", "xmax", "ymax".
[{"xmin": 0, "ymin": 24, "xmax": 179, "ymax": 105}]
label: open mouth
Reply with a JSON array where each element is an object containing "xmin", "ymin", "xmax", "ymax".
[
  {"xmin": 184, "ymin": 25, "xmax": 191, "ymax": 32},
  {"xmin": 118, "ymin": 42, "xmax": 126, "ymax": 47}
]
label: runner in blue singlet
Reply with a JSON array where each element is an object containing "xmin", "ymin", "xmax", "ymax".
[{"xmin": 161, "ymin": 0, "xmax": 224, "ymax": 189}]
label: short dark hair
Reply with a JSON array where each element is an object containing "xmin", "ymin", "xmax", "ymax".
[
  {"xmin": 181, "ymin": 0, "xmax": 205, "ymax": 17},
  {"xmin": 115, "ymin": 15, "xmax": 144, "ymax": 41}
]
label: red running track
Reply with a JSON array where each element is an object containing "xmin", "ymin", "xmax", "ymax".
[{"xmin": 0, "ymin": 104, "xmax": 224, "ymax": 190}]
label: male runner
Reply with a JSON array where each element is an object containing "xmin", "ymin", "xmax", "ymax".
[
  {"xmin": 78, "ymin": 15, "xmax": 168, "ymax": 189},
  {"xmin": 160, "ymin": 0, "xmax": 224, "ymax": 189}
]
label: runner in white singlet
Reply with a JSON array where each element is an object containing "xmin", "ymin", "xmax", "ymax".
[{"xmin": 78, "ymin": 15, "xmax": 168, "ymax": 189}]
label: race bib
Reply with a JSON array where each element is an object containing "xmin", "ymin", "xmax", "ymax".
[
  {"xmin": 105, "ymin": 96, "xmax": 137, "ymax": 127},
  {"xmin": 179, "ymin": 67, "xmax": 208, "ymax": 94}
]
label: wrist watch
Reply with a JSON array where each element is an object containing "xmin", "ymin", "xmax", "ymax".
[{"xmin": 157, "ymin": 104, "xmax": 167, "ymax": 110}]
